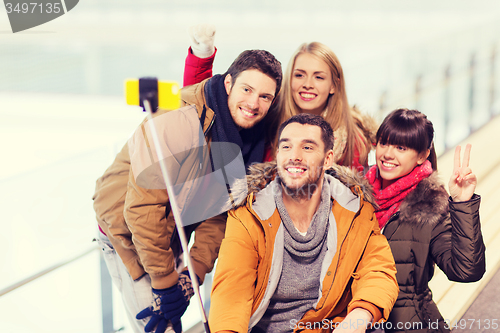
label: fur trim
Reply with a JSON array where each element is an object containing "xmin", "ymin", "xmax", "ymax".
[
  {"xmin": 229, "ymin": 161, "xmax": 376, "ymax": 209},
  {"xmin": 398, "ymin": 172, "xmax": 449, "ymax": 227},
  {"xmin": 327, "ymin": 164, "xmax": 377, "ymax": 207},
  {"xmin": 351, "ymin": 105, "xmax": 378, "ymax": 147}
]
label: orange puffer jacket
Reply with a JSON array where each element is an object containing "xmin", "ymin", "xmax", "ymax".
[{"xmin": 209, "ymin": 163, "xmax": 399, "ymax": 333}]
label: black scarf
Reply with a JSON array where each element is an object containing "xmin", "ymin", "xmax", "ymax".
[{"xmin": 204, "ymin": 75, "xmax": 266, "ymax": 171}]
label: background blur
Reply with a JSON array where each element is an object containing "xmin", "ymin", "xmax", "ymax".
[{"xmin": 1, "ymin": 0, "xmax": 500, "ymax": 332}]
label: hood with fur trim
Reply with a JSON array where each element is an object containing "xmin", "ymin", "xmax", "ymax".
[
  {"xmin": 397, "ymin": 172, "xmax": 449, "ymax": 227},
  {"xmin": 229, "ymin": 161, "xmax": 376, "ymax": 209}
]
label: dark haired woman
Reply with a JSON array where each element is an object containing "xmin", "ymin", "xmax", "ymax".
[{"xmin": 366, "ymin": 108, "xmax": 485, "ymax": 332}]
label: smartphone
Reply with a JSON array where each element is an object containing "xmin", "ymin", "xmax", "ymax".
[{"xmin": 125, "ymin": 79, "xmax": 181, "ymax": 111}]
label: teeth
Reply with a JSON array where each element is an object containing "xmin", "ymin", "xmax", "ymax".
[
  {"xmin": 382, "ymin": 161, "xmax": 397, "ymax": 167},
  {"xmin": 241, "ymin": 108, "xmax": 255, "ymax": 117},
  {"xmin": 287, "ymin": 167, "xmax": 305, "ymax": 173},
  {"xmin": 300, "ymin": 93, "xmax": 316, "ymax": 99}
]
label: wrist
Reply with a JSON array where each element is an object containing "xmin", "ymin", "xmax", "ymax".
[
  {"xmin": 351, "ymin": 307, "xmax": 373, "ymax": 322},
  {"xmin": 150, "ymin": 270, "xmax": 179, "ymax": 290}
]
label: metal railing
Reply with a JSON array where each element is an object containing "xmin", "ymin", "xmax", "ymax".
[{"xmin": 2, "ymin": 23, "xmax": 500, "ymax": 333}]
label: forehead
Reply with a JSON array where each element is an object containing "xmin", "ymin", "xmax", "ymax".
[
  {"xmin": 280, "ymin": 123, "xmax": 323, "ymax": 145},
  {"xmin": 233, "ymin": 69, "xmax": 276, "ymax": 93},
  {"xmin": 293, "ymin": 53, "xmax": 330, "ymax": 73}
]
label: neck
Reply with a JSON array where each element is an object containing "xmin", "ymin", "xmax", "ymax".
[
  {"xmin": 281, "ymin": 177, "xmax": 324, "ymax": 233},
  {"xmin": 381, "ymin": 177, "xmax": 395, "ymax": 190},
  {"xmin": 299, "ymin": 104, "xmax": 327, "ymax": 117}
]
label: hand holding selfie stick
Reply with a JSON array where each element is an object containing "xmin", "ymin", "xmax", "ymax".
[{"xmin": 126, "ymin": 77, "xmax": 211, "ymax": 333}]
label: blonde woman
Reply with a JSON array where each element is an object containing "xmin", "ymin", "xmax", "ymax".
[{"xmin": 185, "ymin": 25, "xmax": 376, "ymax": 170}]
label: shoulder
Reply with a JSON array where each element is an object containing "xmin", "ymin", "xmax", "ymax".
[
  {"xmin": 135, "ymin": 105, "xmax": 201, "ymax": 143},
  {"xmin": 180, "ymin": 79, "xmax": 215, "ymax": 129},
  {"xmin": 227, "ymin": 201, "xmax": 267, "ymax": 245},
  {"xmin": 350, "ymin": 105, "xmax": 378, "ymax": 146},
  {"xmin": 326, "ymin": 163, "xmax": 377, "ymax": 207},
  {"xmin": 181, "ymin": 79, "xmax": 208, "ymax": 107},
  {"xmin": 399, "ymin": 172, "xmax": 449, "ymax": 226}
]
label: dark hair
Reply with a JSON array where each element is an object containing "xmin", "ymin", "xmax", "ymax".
[
  {"xmin": 223, "ymin": 50, "xmax": 283, "ymax": 97},
  {"xmin": 278, "ymin": 113, "xmax": 334, "ymax": 152},
  {"xmin": 377, "ymin": 108, "xmax": 438, "ymax": 170}
]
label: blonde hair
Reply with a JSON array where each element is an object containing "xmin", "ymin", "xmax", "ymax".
[{"xmin": 275, "ymin": 42, "xmax": 372, "ymax": 167}]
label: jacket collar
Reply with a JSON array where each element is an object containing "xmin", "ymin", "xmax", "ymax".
[
  {"xmin": 397, "ymin": 171, "xmax": 449, "ymax": 227},
  {"xmin": 237, "ymin": 162, "xmax": 369, "ymax": 221},
  {"xmin": 181, "ymin": 79, "xmax": 215, "ymax": 133}
]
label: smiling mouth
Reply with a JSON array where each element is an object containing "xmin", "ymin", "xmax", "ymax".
[
  {"xmin": 381, "ymin": 161, "xmax": 397, "ymax": 168},
  {"xmin": 240, "ymin": 107, "xmax": 257, "ymax": 118},
  {"xmin": 299, "ymin": 92, "xmax": 316, "ymax": 100},
  {"xmin": 285, "ymin": 166, "xmax": 307, "ymax": 174}
]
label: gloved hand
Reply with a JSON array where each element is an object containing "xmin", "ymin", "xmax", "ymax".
[
  {"xmin": 136, "ymin": 288, "xmax": 170, "ymax": 333},
  {"xmin": 188, "ymin": 23, "xmax": 216, "ymax": 58},
  {"xmin": 136, "ymin": 271, "xmax": 198, "ymax": 333}
]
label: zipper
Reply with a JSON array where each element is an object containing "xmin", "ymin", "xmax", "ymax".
[
  {"xmin": 204, "ymin": 112, "xmax": 215, "ymax": 136},
  {"xmin": 199, "ymin": 108, "xmax": 215, "ymax": 169},
  {"xmin": 382, "ymin": 212, "xmax": 400, "ymax": 235},
  {"xmin": 316, "ymin": 205, "xmax": 361, "ymax": 310}
]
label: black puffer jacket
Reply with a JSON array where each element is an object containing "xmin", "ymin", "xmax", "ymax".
[{"xmin": 382, "ymin": 172, "xmax": 485, "ymax": 333}]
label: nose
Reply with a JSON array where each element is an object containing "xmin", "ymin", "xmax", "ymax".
[
  {"xmin": 382, "ymin": 146, "xmax": 395, "ymax": 159},
  {"xmin": 303, "ymin": 75, "xmax": 314, "ymax": 89},
  {"xmin": 247, "ymin": 93, "xmax": 260, "ymax": 110},
  {"xmin": 290, "ymin": 146, "xmax": 303, "ymax": 162}
]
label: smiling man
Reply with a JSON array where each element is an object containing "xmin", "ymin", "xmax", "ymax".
[
  {"xmin": 209, "ymin": 113, "xmax": 398, "ymax": 333},
  {"xmin": 93, "ymin": 50, "xmax": 282, "ymax": 333}
]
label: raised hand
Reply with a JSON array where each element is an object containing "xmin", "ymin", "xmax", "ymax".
[
  {"xmin": 449, "ymin": 144, "xmax": 477, "ymax": 202},
  {"xmin": 188, "ymin": 23, "xmax": 216, "ymax": 58}
]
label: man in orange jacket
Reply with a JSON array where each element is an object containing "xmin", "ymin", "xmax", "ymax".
[{"xmin": 209, "ymin": 113, "xmax": 398, "ymax": 333}]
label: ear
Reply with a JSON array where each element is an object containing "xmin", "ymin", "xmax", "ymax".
[
  {"xmin": 329, "ymin": 84, "xmax": 335, "ymax": 95},
  {"xmin": 324, "ymin": 149, "xmax": 335, "ymax": 168},
  {"xmin": 224, "ymin": 74, "xmax": 233, "ymax": 95},
  {"xmin": 417, "ymin": 149, "xmax": 430, "ymax": 165}
]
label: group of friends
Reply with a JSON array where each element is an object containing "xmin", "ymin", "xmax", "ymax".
[{"xmin": 92, "ymin": 24, "xmax": 486, "ymax": 333}]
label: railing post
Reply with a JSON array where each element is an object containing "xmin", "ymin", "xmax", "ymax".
[
  {"xmin": 490, "ymin": 45, "xmax": 497, "ymax": 118},
  {"xmin": 443, "ymin": 64, "xmax": 452, "ymax": 150},
  {"xmin": 468, "ymin": 53, "xmax": 477, "ymax": 133},
  {"xmin": 100, "ymin": 251, "xmax": 114, "ymax": 333}
]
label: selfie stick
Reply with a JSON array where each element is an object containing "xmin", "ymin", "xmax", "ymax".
[{"xmin": 130, "ymin": 77, "xmax": 211, "ymax": 333}]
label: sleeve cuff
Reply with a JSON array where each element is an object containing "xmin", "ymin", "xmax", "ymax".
[
  {"xmin": 186, "ymin": 46, "xmax": 217, "ymax": 67},
  {"xmin": 348, "ymin": 300, "xmax": 383, "ymax": 323},
  {"xmin": 150, "ymin": 270, "xmax": 179, "ymax": 289}
]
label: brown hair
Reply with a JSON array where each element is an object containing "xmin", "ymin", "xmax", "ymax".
[
  {"xmin": 223, "ymin": 49, "xmax": 283, "ymax": 98},
  {"xmin": 278, "ymin": 113, "xmax": 334, "ymax": 152}
]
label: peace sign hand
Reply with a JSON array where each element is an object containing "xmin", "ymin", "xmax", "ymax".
[{"xmin": 449, "ymin": 144, "xmax": 477, "ymax": 202}]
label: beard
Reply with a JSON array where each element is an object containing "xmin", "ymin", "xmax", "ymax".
[{"xmin": 277, "ymin": 161, "xmax": 324, "ymax": 200}]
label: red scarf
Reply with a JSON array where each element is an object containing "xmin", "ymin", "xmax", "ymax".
[{"xmin": 366, "ymin": 160, "xmax": 433, "ymax": 228}]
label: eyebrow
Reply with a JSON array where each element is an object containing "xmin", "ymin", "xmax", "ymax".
[{"xmin": 302, "ymin": 139, "xmax": 319, "ymax": 146}]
